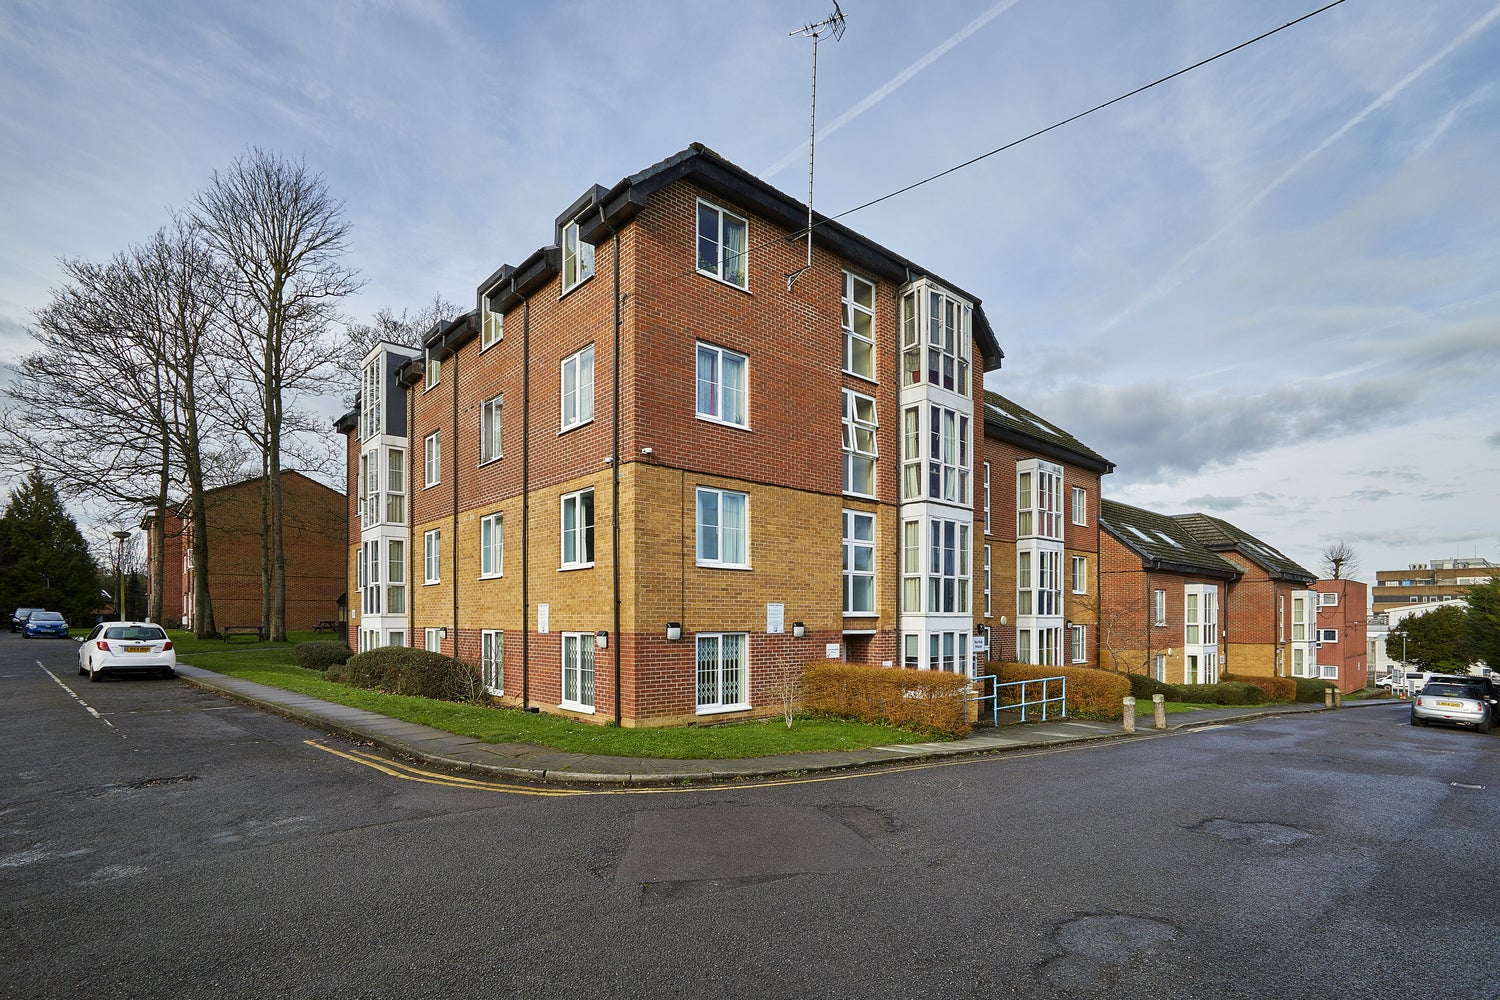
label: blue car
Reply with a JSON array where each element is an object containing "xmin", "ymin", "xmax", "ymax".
[{"xmin": 23, "ymin": 611, "xmax": 69, "ymax": 638}]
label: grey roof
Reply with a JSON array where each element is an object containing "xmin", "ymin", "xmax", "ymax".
[
  {"xmin": 1172, "ymin": 513, "xmax": 1316, "ymax": 584},
  {"xmin": 1100, "ymin": 500, "xmax": 1240, "ymax": 579},
  {"xmin": 984, "ymin": 391, "xmax": 1114, "ymax": 475}
]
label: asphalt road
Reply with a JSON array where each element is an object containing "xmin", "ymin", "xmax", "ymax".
[{"xmin": 4, "ymin": 633, "xmax": 1498, "ymax": 999}]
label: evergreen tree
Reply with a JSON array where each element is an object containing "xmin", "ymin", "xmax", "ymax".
[
  {"xmin": 0, "ymin": 471, "xmax": 102, "ymax": 622},
  {"xmin": 1387, "ymin": 605, "xmax": 1472, "ymax": 672},
  {"xmin": 1465, "ymin": 579, "xmax": 1500, "ymax": 670}
]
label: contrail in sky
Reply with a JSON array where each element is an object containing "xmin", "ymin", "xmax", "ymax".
[
  {"xmin": 1100, "ymin": 1, "xmax": 1500, "ymax": 334},
  {"xmin": 762, "ymin": 0, "xmax": 1024, "ymax": 179}
]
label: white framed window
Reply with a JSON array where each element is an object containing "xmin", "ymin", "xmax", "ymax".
[
  {"xmin": 561, "ymin": 344, "xmax": 594, "ymax": 431},
  {"xmin": 1072, "ymin": 555, "xmax": 1088, "ymax": 594},
  {"xmin": 982, "ymin": 461, "xmax": 991, "ymax": 535},
  {"xmin": 358, "ymin": 452, "xmax": 376, "ymax": 526},
  {"xmin": 1153, "ymin": 654, "xmax": 1166, "ymax": 682},
  {"xmin": 696, "ymin": 487, "xmax": 748, "ymax": 568},
  {"xmin": 927, "ymin": 518, "xmax": 971, "ymax": 614},
  {"xmin": 1017, "ymin": 459, "xmax": 1062, "ymax": 539},
  {"xmin": 1318, "ymin": 591, "xmax": 1339, "ymax": 607},
  {"xmin": 983, "ymin": 544, "xmax": 992, "ymax": 618},
  {"xmin": 424, "ymin": 346, "xmax": 441, "ymax": 391},
  {"xmin": 1072, "ymin": 486, "xmax": 1087, "ymax": 526},
  {"xmin": 1070, "ymin": 624, "xmax": 1087, "ymax": 663},
  {"xmin": 696, "ymin": 633, "xmax": 748, "ymax": 712},
  {"xmin": 480, "ymin": 513, "xmax": 503, "ymax": 578},
  {"xmin": 696, "ymin": 199, "xmax": 747, "ymax": 289},
  {"xmin": 480, "ymin": 395, "xmax": 503, "ymax": 464},
  {"xmin": 481, "ymin": 630, "xmax": 503, "ymax": 694},
  {"xmin": 902, "ymin": 519, "xmax": 921, "ymax": 611},
  {"xmin": 424, "ymin": 431, "xmax": 440, "ymax": 488},
  {"xmin": 927, "ymin": 404, "xmax": 971, "ymax": 504},
  {"xmin": 561, "ymin": 488, "xmax": 594, "ymax": 569},
  {"xmin": 481, "ymin": 296, "xmax": 503, "ymax": 350},
  {"xmin": 1153, "ymin": 588, "xmax": 1167, "ymax": 626},
  {"xmin": 386, "ymin": 539, "xmax": 405, "ymax": 614},
  {"xmin": 1292, "ymin": 594, "xmax": 1308, "ymax": 641},
  {"xmin": 901, "ymin": 406, "xmax": 920, "ymax": 500},
  {"xmin": 843, "ymin": 510, "xmax": 875, "ymax": 614},
  {"xmin": 1185, "ymin": 586, "xmax": 1218, "ymax": 647},
  {"xmin": 1319, "ymin": 628, "xmax": 1338, "ymax": 644},
  {"xmin": 842, "ymin": 389, "xmax": 877, "ymax": 496},
  {"xmin": 899, "ymin": 285, "xmax": 971, "ymax": 394},
  {"xmin": 385, "ymin": 448, "xmax": 405, "ymax": 524},
  {"xmin": 842, "ymin": 271, "xmax": 875, "ymax": 379},
  {"xmin": 1292, "ymin": 647, "xmax": 1308, "ymax": 678},
  {"xmin": 424, "ymin": 627, "xmax": 443, "ymax": 652},
  {"xmin": 696, "ymin": 342, "xmax": 747, "ymax": 427},
  {"xmin": 561, "ymin": 632, "xmax": 596, "ymax": 711},
  {"xmin": 362, "ymin": 539, "xmax": 380, "ymax": 615},
  {"xmin": 359, "ymin": 357, "xmax": 382, "ymax": 440},
  {"xmin": 388, "ymin": 630, "xmax": 404, "ymax": 649},
  {"xmin": 1016, "ymin": 547, "xmax": 1060, "ymax": 616},
  {"xmin": 926, "ymin": 630, "xmax": 971, "ymax": 675},
  {"xmin": 423, "ymin": 528, "xmax": 441, "ymax": 584},
  {"xmin": 562, "ymin": 220, "xmax": 595, "ymax": 294}
]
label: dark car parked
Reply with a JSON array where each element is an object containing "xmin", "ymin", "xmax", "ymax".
[{"xmin": 10, "ymin": 608, "xmax": 43, "ymax": 633}]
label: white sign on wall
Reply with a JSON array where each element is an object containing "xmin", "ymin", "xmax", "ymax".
[
  {"xmin": 766, "ymin": 602, "xmax": 785, "ymax": 634},
  {"xmin": 537, "ymin": 603, "xmax": 550, "ymax": 634}
]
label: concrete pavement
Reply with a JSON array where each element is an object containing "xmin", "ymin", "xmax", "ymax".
[{"xmin": 175, "ymin": 663, "xmax": 1363, "ymax": 786}]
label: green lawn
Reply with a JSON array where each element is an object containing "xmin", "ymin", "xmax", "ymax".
[{"xmin": 171, "ymin": 631, "xmax": 946, "ymax": 759}]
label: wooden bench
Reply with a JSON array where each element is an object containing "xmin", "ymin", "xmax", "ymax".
[
  {"xmin": 313, "ymin": 620, "xmax": 339, "ymax": 633},
  {"xmin": 221, "ymin": 625, "xmax": 267, "ymax": 642}
]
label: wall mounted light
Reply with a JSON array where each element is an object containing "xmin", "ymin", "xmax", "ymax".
[
  {"xmin": 438, "ymin": 626, "xmax": 448, "ymax": 639},
  {"xmin": 595, "ymin": 630, "xmax": 609, "ymax": 649},
  {"xmin": 666, "ymin": 622, "xmax": 682, "ymax": 641},
  {"xmin": 792, "ymin": 621, "xmax": 806, "ymax": 639}
]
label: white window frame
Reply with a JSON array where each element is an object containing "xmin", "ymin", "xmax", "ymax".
[
  {"xmin": 385, "ymin": 448, "xmax": 405, "ymax": 524},
  {"xmin": 842, "ymin": 388, "xmax": 877, "ymax": 497},
  {"xmin": 696, "ymin": 342, "xmax": 748, "ymax": 428},
  {"xmin": 842, "ymin": 270, "xmax": 875, "ymax": 380},
  {"xmin": 843, "ymin": 509, "xmax": 875, "ymax": 615},
  {"xmin": 561, "ymin": 632, "xmax": 596, "ymax": 712},
  {"xmin": 1153, "ymin": 654, "xmax": 1166, "ymax": 682},
  {"xmin": 982, "ymin": 461, "xmax": 991, "ymax": 535},
  {"xmin": 481, "ymin": 630, "xmax": 503, "ymax": 694},
  {"xmin": 899, "ymin": 285, "xmax": 972, "ymax": 394},
  {"xmin": 926, "ymin": 404, "xmax": 971, "ymax": 505},
  {"xmin": 1319, "ymin": 629, "xmax": 1338, "ymax": 644},
  {"xmin": 561, "ymin": 488, "xmax": 595, "ymax": 569},
  {"xmin": 359, "ymin": 357, "xmax": 382, "ymax": 440},
  {"xmin": 481, "ymin": 296, "xmax": 503, "ymax": 351},
  {"xmin": 983, "ymin": 544, "xmax": 993, "ymax": 618},
  {"xmin": 1070, "ymin": 624, "xmax": 1087, "ymax": 664},
  {"xmin": 424, "ymin": 627, "xmax": 443, "ymax": 652},
  {"xmin": 1072, "ymin": 486, "xmax": 1087, "ymax": 526},
  {"xmin": 423, "ymin": 528, "xmax": 441, "ymax": 584},
  {"xmin": 1017, "ymin": 459, "xmax": 1063, "ymax": 540},
  {"xmin": 1153, "ymin": 589, "xmax": 1167, "ymax": 626},
  {"xmin": 562, "ymin": 220, "xmax": 595, "ymax": 294},
  {"xmin": 696, "ymin": 199, "xmax": 748, "ymax": 290},
  {"xmin": 1072, "ymin": 555, "xmax": 1088, "ymax": 594},
  {"xmin": 696, "ymin": 487, "xmax": 749, "ymax": 569},
  {"xmin": 696, "ymin": 632, "xmax": 749, "ymax": 713},
  {"xmin": 927, "ymin": 518, "xmax": 971, "ymax": 615},
  {"xmin": 480, "ymin": 512, "xmax": 503, "ymax": 579},
  {"xmin": 424, "ymin": 345, "xmax": 441, "ymax": 392},
  {"xmin": 424, "ymin": 431, "xmax": 440, "ymax": 488},
  {"xmin": 561, "ymin": 344, "xmax": 595, "ymax": 432},
  {"xmin": 386, "ymin": 539, "xmax": 405, "ymax": 614},
  {"xmin": 362, "ymin": 539, "xmax": 380, "ymax": 615},
  {"xmin": 1318, "ymin": 591, "xmax": 1339, "ymax": 607},
  {"xmin": 480, "ymin": 395, "xmax": 503, "ymax": 464}
]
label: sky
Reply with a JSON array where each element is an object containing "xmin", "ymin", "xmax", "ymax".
[{"xmin": 1, "ymin": 0, "xmax": 1497, "ymax": 586}]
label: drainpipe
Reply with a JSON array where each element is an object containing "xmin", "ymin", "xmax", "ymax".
[
  {"xmin": 521, "ymin": 295, "xmax": 531, "ymax": 710},
  {"xmin": 407, "ymin": 368, "xmax": 416, "ymax": 648},
  {"xmin": 451, "ymin": 335, "xmax": 459, "ymax": 653},
  {"xmin": 597, "ymin": 206, "xmax": 625, "ymax": 727}
]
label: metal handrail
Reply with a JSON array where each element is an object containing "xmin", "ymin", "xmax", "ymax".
[{"xmin": 970, "ymin": 674, "xmax": 1068, "ymax": 726}]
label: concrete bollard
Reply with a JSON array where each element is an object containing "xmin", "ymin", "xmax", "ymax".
[
  {"xmin": 1153, "ymin": 693, "xmax": 1167, "ymax": 730},
  {"xmin": 1123, "ymin": 696, "xmax": 1137, "ymax": 734},
  {"xmin": 1334, "ymin": 688, "xmax": 1343, "ymax": 708},
  {"xmin": 1324, "ymin": 688, "xmax": 1334, "ymax": 708}
]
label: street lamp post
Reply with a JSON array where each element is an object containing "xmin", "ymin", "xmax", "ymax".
[{"xmin": 112, "ymin": 530, "xmax": 131, "ymax": 622}]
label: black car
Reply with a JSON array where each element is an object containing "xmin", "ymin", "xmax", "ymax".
[{"xmin": 10, "ymin": 608, "xmax": 43, "ymax": 633}]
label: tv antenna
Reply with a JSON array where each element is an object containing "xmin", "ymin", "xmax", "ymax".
[{"xmin": 786, "ymin": 1, "xmax": 847, "ymax": 292}]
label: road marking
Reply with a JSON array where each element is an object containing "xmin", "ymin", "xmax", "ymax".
[{"xmin": 39, "ymin": 662, "xmax": 115, "ymax": 729}]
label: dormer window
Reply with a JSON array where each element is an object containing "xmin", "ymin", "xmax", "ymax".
[
  {"xmin": 696, "ymin": 200, "xmax": 748, "ymax": 290},
  {"xmin": 562, "ymin": 221, "xmax": 595, "ymax": 294},
  {"xmin": 424, "ymin": 346, "xmax": 441, "ymax": 391},
  {"xmin": 481, "ymin": 296, "xmax": 503, "ymax": 350}
]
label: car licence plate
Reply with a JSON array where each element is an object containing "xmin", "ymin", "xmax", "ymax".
[
  {"xmin": 1437, "ymin": 700, "xmax": 1462, "ymax": 708},
  {"xmin": 126, "ymin": 645, "xmax": 150, "ymax": 653}
]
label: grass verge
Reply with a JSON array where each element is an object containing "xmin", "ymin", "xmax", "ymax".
[{"xmin": 173, "ymin": 631, "xmax": 945, "ymax": 759}]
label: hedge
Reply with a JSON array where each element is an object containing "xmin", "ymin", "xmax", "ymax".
[
  {"xmin": 992, "ymin": 663, "xmax": 1131, "ymax": 720},
  {"xmin": 801, "ymin": 661, "xmax": 970, "ymax": 737},
  {"xmin": 1174, "ymin": 681, "xmax": 1268, "ymax": 706},
  {"xmin": 1293, "ymin": 677, "xmax": 1338, "ymax": 703},
  {"xmin": 1222, "ymin": 673, "xmax": 1296, "ymax": 702},
  {"xmin": 294, "ymin": 641, "xmax": 353, "ymax": 672},
  {"xmin": 1124, "ymin": 672, "xmax": 1180, "ymax": 701},
  {"xmin": 327, "ymin": 647, "xmax": 485, "ymax": 703}
]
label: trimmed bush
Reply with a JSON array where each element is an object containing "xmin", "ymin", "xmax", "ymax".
[
  {"xmin": 295, "ymin": 641, "xmax": 352, "ymax": 672},
  {"xmin": 1294, "ymin": 677, "xmax": 1337, "ymax": 703},
  {"xmin": 1124, "ymin": 672, "xmax": 1182, "ymax": 702},
  {"xmin": 1175, "ymin": 681, "xmax": 1268, "ymax": 706},
  {"xmin": 801, "ymin": 661, "xmax": 970, "ymax": 737},
  {"xmin": 1222, "ymin": 673, "xmax": 1296, "ymax": 702},
  {"xmin": 993, "ymin": 663, "xmax": 1131, "ymax": 720},
  {"xmin": 331, "ymin": 647, "xmax": 484, "ymax": 703}
]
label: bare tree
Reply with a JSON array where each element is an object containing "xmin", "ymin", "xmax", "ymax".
[
  {"xmin": 340, "ymin": 294, "xmax": 460, "ymax": 397},
  {"xmin": 1320, "ymin": 539, "xmax": 1361, "ymax": 581},
  {"xmin": 194, "ymin": 148, "xmax": 361, "ymax": 641}
]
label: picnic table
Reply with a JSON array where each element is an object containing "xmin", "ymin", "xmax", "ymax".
[
  {"xmin": 313, "ymin": 619, "xmax": 339, "ymax": 633},
  {"xmin": 221, "ymin": 625, "xmax": 267, "ymax": 642}
]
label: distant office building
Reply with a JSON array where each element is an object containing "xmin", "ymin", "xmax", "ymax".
[{"xmin": 1371, "ymin": 558, "xmax": 1495, "ymax": 614}]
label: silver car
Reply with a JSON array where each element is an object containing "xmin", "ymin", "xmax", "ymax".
[{"xmin": 1411, "ymin": 680, "xmax": 1492, "ymax": 733}]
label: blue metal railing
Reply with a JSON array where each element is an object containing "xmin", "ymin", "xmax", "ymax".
[{"xmin": 971, "ymin": 674, "xmax": 1067, "ymax": 726}]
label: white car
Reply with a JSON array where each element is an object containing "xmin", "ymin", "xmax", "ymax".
[{"xmin": 77, "ymin": 622, "xmax": 176, "ymax": 682}]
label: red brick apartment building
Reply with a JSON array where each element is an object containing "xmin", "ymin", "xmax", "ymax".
[
  {"xmin": 1311, "ymin": 578, "xmax": 1369, "ymax": 694},
  {"xmin": 337, "ymin": 143, "xmax": 1024, "ymax": 727},
  {"xmin": 979, "ymin": 392, "xmax": 1113, "ymax": 671},
  {"xmin": 146, "ymin": 471, "xmax": 348, "ymax": 631},
  {"xmin": 1099, "ymin": 500, "xmax": 1238, "ymax": 685}
]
